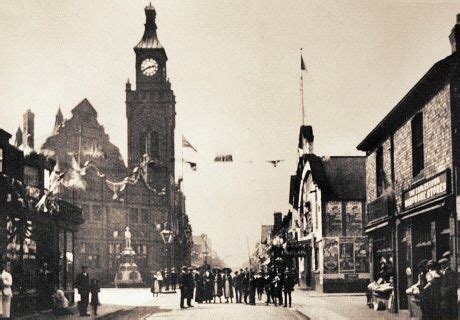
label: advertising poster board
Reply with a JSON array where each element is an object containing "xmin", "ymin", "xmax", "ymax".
[
  {"xmin": 339, "ymin": 237, "xmax": 354, "ymax": 272},
  {"xmin": 346, "ymin": 201, "xmax": 362, "ymax": 236},
  {"xmin": 325, "ymin": 201, "xmax": 342, "ymax": 236},
  {"xmin": 323, "ymin": 237, "xmax": 339, "ymax": 274},
  {"xmin": 354, "ymin": 237, "xmax": 369, "ymax": 273}
]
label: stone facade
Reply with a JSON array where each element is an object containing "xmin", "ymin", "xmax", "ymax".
[{"xmin": 41, "ymin": 100, "xmax": 167, "ymax": 285}]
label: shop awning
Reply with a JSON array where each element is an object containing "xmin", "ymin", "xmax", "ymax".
[
  {"xmin": 400, "ymin": 202, "xmax": 444, "ymax": 221},
  {"xmin": 365, "ymin": 220, "xmax": 389, "ymax": 233}
]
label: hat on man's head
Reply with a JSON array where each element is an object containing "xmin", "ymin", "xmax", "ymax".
[
  {"xmin": 438, "ymin": 258, "xmax": 449, "ymax": 264},
  {"xmin": 426, "ymin": 260, "xmax": 437, "ymax": 269},
  {"xmin": 441, "ymin": 251, "xmax": 451, "ymax": 258},
  {"xmin": 417, "ymin": 259, "xmax": 428, "ymax": 270},
  {"xmin": 181, "ymin": 266, "xmax": 187, "ymax": 271}
]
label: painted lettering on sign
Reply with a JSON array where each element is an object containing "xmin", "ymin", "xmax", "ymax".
[{"xmin": 403, "ymin": 171, "xmax": 449, "ymax": 210}]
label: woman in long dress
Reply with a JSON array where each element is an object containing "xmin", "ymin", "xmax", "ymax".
[
  {"xmin": 203, "ymin": 268, "xmax": 214, "ymax": 303},
  {"xmin": 223, "ymin": 269, "xmax": 234, "ymax": 303},
  {"xmin": 156, "ymin": 271, "xmax": 163, "ymax": 292},
  {"xmin": 151, "ymin": 272, "xmax": 160, "ymax": 297},
  {"xmin": 213, "ymin": 270, "xmax": 223, "ymax": 303},
  {"xmin": 194, "ymin": 270, "xmax": 204, "ymax": 303}
]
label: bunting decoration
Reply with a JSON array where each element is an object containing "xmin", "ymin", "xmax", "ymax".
[
  {"xmin": 214, "ymin": 154, "xmax": 233, "ymax": 162},
  {"xmin": 182, "ymin": 136, "xmax": 197, "ymax": 152},
  {"xmin": 266, "ymin": 160, "xmax": 284, "ymax": 167},
  {"xmin": 185, "ymin": 161, "xmax": 197, "ymax": 171}
]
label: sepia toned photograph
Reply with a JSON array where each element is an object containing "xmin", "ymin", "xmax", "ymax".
[{"xmin": 0, "ymin": 1, "xmax": 459, "ymax": 319}]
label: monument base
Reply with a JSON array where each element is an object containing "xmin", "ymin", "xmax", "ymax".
[{"xmin": 114, "ymin": 246, "xmax": 143, "ymax": 288}]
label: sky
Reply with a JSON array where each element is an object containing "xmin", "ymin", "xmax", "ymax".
[{"xmin": 0, "ymin": 0, "xmax": 459, "ymax": 268}]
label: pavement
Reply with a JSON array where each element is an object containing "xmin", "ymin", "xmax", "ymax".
[{"xmin": 52, "ymin": 287, "xmax": 413, "ymax": 320}]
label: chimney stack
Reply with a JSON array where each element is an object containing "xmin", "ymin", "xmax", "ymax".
[
  {"xmin": 14, "ymin": 127, "xmax": 22, "ymax": 147},
  {"xmin": 449, "ymin": 14, "xmax": 460, "ymax": 53},
  {"xmin": 298, "ymin": 125, "xmax": 314, "ymax": 155},
  {"xmin": 274, "ymin": 212, "xmax": 282, "ymax": 229},
  {"xmin": 23, "ymin": 109, "xmax": 35, "ymax": 149}
]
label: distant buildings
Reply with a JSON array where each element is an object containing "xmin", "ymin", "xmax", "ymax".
[{"xmin": 357, "ymin": 14, "xmax": 460, "ymax": 312}]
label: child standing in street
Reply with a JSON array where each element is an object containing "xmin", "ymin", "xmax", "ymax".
[{"xmin": 90, "ymin": 279, "xmax": 100, "ymax": 316}]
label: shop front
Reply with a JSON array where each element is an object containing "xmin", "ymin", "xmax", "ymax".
[{"xmin": 397, "ymin": 170, "xmax": 455, "ymax": 310}]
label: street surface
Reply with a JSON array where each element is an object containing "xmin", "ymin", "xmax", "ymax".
[
  {"xmin": 58, "ymin": 288, "xmax": 414, "ymax": 320},
  {"xmin": 62, "ymin": 288, "xmax": 308, "ymax": 320}
]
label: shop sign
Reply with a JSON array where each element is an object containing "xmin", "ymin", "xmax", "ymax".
[
  {"xmin": 285, "ymin": 241, "xmax": 308, "ymax": 257},
  {"xmin": 344, "ymin": 273, "xmax": 358, "ymax": 280},
  {"xmin": 403, "ymin": 171, "xmax": 449, "ymax": 210}
]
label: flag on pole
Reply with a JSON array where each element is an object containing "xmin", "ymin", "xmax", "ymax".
[
  {"xmin": 185, "ymin": 161, "xmax": 197, "ymax": 171},
  {"xmin": 182, "ymin": 135, "xmax": 197, "ymax": 152},
  {"xmin": 301, "ymin": 55, "xmax": 306, "ymax": 71}
]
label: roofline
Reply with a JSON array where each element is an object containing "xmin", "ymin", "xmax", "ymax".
[{"xmin": 357, "ymin": 55, "xmax": 452, "ymax": 151}]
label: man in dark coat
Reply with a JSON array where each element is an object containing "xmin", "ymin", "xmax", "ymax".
[
  {"xmin": 242, "ymin": 270, "xmax": 250, "ymax": 304},
  {"xmin": 203, "ymin": 267, "xmax": 214, "ymax": 303},
  {"xmin": 178, "ymin": 266, "xmax": 188, "ymax": 309},
  {"xmin": 283, "ymin": 268, "xmax": 295, "ymax": 307},
  {"xmin": 74, "ymin": 266, "xmax": 90, "ymax": 316},
  {"xmin": 170, "ymin": 267, "xmax": 177, "ymax": 292},
  {"xmin": 234, "ymin": 271, "xmax": 242, "ymax": 303},
  {"xmin": 37, "ymin": 262, "xmax": 54, "ymax": 310},
  {"xmin": 186, "ymin": 267, "xmax": 195, "ymax": 307},
  {"xmin": 439, "ymin": 252, "xmax": 458, "ymax": 320},
  {"xmin": 264, "ymin": 271, "xmax": 273, "ymax": 305},
  {"xmin": 248, "ymin": 272, "xmax": 256, "ymax": 305}
]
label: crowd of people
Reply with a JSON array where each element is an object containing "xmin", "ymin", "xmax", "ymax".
[
  {"xmin": 406, "ymin": 251, "xmax": 457, "ymax": 320},
  {"xmin": 151, "ymin": 267, "xmax": 178, "ymax": 296},
  {"xmin": 172, "ymin": 265, "xmax": 296, "ymax": 309},
  {"xmin": 367, "ymin": 251, "xmax": 457, "ymax": 320}
]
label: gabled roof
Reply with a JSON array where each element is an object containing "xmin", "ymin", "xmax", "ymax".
[
  {"xmin": 290, "ymin": 154, "xmax": 366, "ymax": 206},
  {"xmin": 322, "ymin": 156, "xmax": 366, "ymax": 200},
  {"xmin": 357, "ymin": 53, "xmax": 458, "ymax": 152},
  {"xmin": 71, "ymin": 98, "xmax": 97, "ymax": 117}
]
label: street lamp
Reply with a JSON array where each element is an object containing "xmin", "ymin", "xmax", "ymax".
[{"xmin": 160, "ymin": 227, "xmax": 174, "ymax": 291}]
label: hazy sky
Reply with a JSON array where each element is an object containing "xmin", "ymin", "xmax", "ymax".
[{"xmin": 1, "ymin": 1, "xmax": 459, "ymax": 268}]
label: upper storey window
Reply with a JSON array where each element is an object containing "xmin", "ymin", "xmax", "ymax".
[
  {"xmin": 411, "ymin": 113, "xmax": 424, "ymax": 177},
  {"xmin": 376, "ymin": 146, "xmax": 384, "ymax": 197}
]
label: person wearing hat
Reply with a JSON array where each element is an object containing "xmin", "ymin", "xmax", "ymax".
[
  {"xmin": 233, "ymin": 271, "xmax": 242, "ymax": 303},
  {"xmin": 178, "ymin": 266, "xmax": 188, "ymax": 309},
  {"xmin": 420, "ymin": 260, "xmax": 441, "ymax": 319},
  {"xmin": 223, "ymin": 269, "xmax": 234, "ymax": 303},
  {"xmin": 439, "ymin": 252, "xmax": 457, "ymax": 319},
  {"xmin": 170, "ymin": 267, "xmax": 177, "ymax": 292},
  {"xmin": 0, "ymin": 261, "xmax": 13, "ymax": 319},
  {"xmin": 203, "ymin": 266, "xmax": 214, "ymax": 303},
  {"xmin": 74, "ymin": 265, "xmax": 90, "ymax": 316},
  {"xmin": 283, "ymin": 267, "xmax": 295, "ymax": 308},
  {"xmin": 213, "ymin": 269, "xmax": 223, "ymax": 303}
]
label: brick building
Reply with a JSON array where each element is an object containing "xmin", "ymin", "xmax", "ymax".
[{"xmin": 357, "ymin": 15, "xmax": 460, "ymax": 311}]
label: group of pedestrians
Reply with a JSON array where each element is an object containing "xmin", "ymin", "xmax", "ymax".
[
  {"xmin": 151, "ymin": 267, "xmax": 177, "ymax": 296},
  {"xmin": 175, "ymin": 265, "xmax": 296, "ymax": 310},
  {"xmin": 406, "ymin": 251, "xmax": 457, "ymax": 320},
  {"xmin": 73, "ymin": 266, "xmax": 101, "ymax": 317}
]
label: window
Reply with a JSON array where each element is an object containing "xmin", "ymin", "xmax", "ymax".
[
  {"xmin": 129, "ymin": 208, "xmax": 139, "ymax": 223},
  {"xmin": 109, "ymin": 244, "xmax": 114, "ymax": 254},
  {"xmin": 92, "ymin": 205, "xmax": 102, "ymax": 221},
  {"xmin": 149, "ymin": 131, "xmax": 160, "ymax": 159},
  {"xmin": 24, "ymin": 165, "xmax": 40, "ymax": 187},
  {"xmin": 412, "ymin": 113, "xmax": 424, "ymax": 177},
  {"xmin": 141, "ymin": 209, "xmax": 150, "ymax": 223},
  {"xmin": 376, "ymin": 146, "xmax": 384, "ymax": 196},
  {"xmin": 143, "ymin": 245, "xmax": 147, "ymax": 255},
  {"xmin": 81, "ymin": 204, "xmax": 89, "ymax": 220},
  {"xmin": 0, "ymin": 148, "xmax": 3, "ymax": 173},
  {"xmin": 80, "ymin": 242, "xmax": 86, "ymax": 254}
]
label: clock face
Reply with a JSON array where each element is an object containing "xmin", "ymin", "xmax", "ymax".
[{"xmin": 141, "ymin": 58, "xmax": 158, "ymax": 76}]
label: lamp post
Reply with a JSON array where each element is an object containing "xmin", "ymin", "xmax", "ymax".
[
  {"xmin": 160, "ymin": 227, "xmax": 174, "ymax": 289},
  {"xmin": 201, "ymin": 233, "xmax": 208, "ymax": 267}
]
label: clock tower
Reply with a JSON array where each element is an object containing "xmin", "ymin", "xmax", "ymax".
[{"xmin": 126, "ymin": 3, "xmax": 175, "ymax": 189}]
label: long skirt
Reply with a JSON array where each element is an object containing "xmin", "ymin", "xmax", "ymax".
[
  {"xmin": 224, "ymin": 280, "xmax": 233, "ymax": 298},
  {"xmin": 153, "ymin": 280, "xmax": 160, "ymax": 294}
]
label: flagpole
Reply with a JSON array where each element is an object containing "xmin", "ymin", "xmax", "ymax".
[{"xmin": 300, "ymin": 48, "xmax": 305, "ymax": 126}]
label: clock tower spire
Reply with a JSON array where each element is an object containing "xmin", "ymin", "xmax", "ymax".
[
  {"xmin": 126, "ymin": 4, "xmax": 175, "ymax": 190},
  {"xmin": 134, "ymin": 3, "xmax": 168, "ymax": 89}
]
